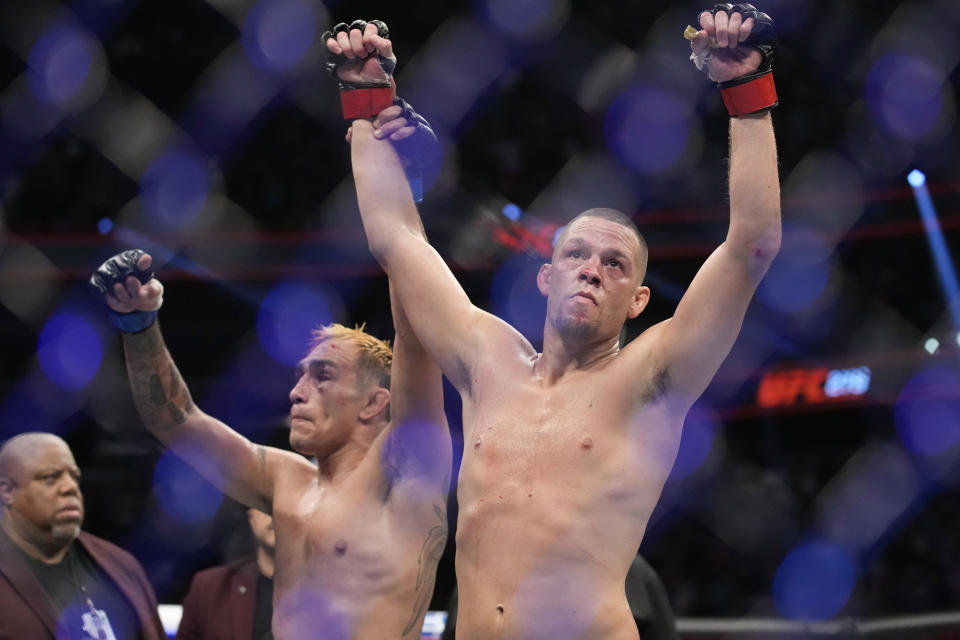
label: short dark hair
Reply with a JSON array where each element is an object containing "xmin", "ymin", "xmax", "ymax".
[{"xmin": 554, "ymin": 208, "xmax": 648, "ymax": 281}]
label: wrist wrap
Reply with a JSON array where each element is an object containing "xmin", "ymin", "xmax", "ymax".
[{"xmin": 718, "ymin": 70, "xmax": 777, "ymax": 117}]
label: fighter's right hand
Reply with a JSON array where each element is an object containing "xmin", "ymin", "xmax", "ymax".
[
  {"xmin": 322, "ymin": 20, "xmax": 397, "ymax": 120},
  {"xmin": 89, "ymin": 249, "xmax": 163, "ymax": 332}
]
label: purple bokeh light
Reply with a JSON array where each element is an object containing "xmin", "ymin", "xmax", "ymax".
[
  {"xmin": 895, "ymin": 366, "xmax": 960, "ymax": 457},
  {"xmin": 477, "ymin": 0, "xmax": 570, "ymax": 41},
  {"xmin": 669, "ymin": 411, "xmax": 719, "ymax": 480},
  {"xmin": 152, "ymin": 449, "xmax": 224, "ymax": 524},
  {"xmin": 257, "ymin": 281, "xmax": 343, "ymax": 366},
  {"xmin": 605, "ymin": 85, "xmax": 692, "ymax": 176},
  {"xmin": 490, "ymin": 254, "xmax": 546, "ymax": 346},
  {"xmin": 27, "ymin": 23, "xmax": 102, "ymax": 109},
  {"xmin": 140, "ymin": 148, "xmax": 210, "ymax": 231},
  {"xmin": 866, "ymin": 53, "xmax": 947, "ymax": 141},
  {"xmin": 243, "ymin": 0, "xmax": 319, "ymax": 71},
  {"xmin": 773, "ymin": 539, "xmax": 857, "ymax": 620},
  {"xmin": 37, "ymin": 311, "xmax": 103, "ymax": 390},
  {"xmin": 757, "ymin": 225, "xmax": 833, "ymax": 315}
]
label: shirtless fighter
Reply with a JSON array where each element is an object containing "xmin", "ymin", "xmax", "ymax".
[
  {"xmin": 337, "ymin": 4, "xmax": 781, "ymax": 639},
  {"xmin": 90, "ymin": 251, "xmax": 451, "ymax": 639}
]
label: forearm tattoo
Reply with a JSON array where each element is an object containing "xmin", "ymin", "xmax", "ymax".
[
  {"xmin": 122, "ymin": 325, "xmax": 196, "ymax": 432},
  {"xmin": 402, "ymin": 503, "xmax": 448, "ymax": 635}
]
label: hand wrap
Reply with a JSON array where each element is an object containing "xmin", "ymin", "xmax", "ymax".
[
  {"xmin": 391, "ymin": 98, "xmax": 441, "ymax": 202},
  {"xmin": 89, "ymin": 249, "xmax": 158, "ymax": 333},
  {"xmin": 322, "ymin": 19, "xmax": 396, "ymax": 119},
  {"xmin": 699, "ymin": 3, "xmax": 778, "ymax": 117}
]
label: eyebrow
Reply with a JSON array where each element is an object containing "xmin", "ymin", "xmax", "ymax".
[{"xmin": 294, "ymin": 359, "xmax": 339, "ymax": 377}]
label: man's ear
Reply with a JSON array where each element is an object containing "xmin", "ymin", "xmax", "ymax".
[
  {"xmin": 536, "ymin": 263, "xmax": 552, "ymax": 298},
  {"xmin": 359, "ymin": 388, "xmax": 391, "ymax": 422},
  {"xmin": 0, "ymin": 477, "xmax": 14, "ymax": 507},
  {"xmin": 627, "ymin": 285, "xmax": 651, "ymax": 319}
]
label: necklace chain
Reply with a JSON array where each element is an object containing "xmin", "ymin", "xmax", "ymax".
[{"xmin": 66, "ymin": 545, "xmax": 105, "ymax": 640}]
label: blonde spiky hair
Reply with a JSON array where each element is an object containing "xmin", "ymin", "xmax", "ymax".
[{"xmin": 308, "ymin": 323, "xmax": 392, "ymax": 390}]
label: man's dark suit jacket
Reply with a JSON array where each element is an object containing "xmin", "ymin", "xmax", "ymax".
[
  {"xmin": 0, "ymin": 529, "xmax": 166, "ymax": 640},
  {"xmin": 175, "ymin": 558, "xmax": 262, "ymax": 640}
]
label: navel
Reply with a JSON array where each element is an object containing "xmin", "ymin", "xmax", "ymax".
[
  {"xmin": 334, "ymin": 539, "xmax": 348, "ymax": 555},
  {"xmin": 496, "ymin": 604, "xmax": 505, "ymax": 614}
]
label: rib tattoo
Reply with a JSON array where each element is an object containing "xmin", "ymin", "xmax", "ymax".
[{"xmin": 402, "ymin": 503, "xmax": 448, "ymax": 635}]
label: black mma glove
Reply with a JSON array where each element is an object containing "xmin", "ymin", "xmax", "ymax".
[
  {"xmin": 322, "ymin": 19, "xmax": 396, "ymax": 119},
  {"xmin": 697, "ymin": 3, "xmax": 778, "ymax": 117},
  {"xmin": 392, "ymin": 98, "xmax": 441, "ymax": 202},
  {"xmin": 89, "ymin": 249, "xmax": 158, "ymax": 333}
]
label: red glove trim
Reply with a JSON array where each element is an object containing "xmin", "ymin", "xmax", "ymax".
[
  {"xmin": 340, "ymin": 86, "xmax": 395, "ymax": 119},
  {"xmin": 719, "ymin": 72, "xmax": 778, "ymax": 117}
]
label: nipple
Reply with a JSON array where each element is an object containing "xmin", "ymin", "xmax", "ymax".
[
  {"xmin": 334, "ymin": 539, "xmax": 348, "ymax": 555},
  {"xmin": 474, "ymin": 437, "xmax": 482, "ymax": 449},
  {"xmin": 580, "ymin": 437, "xmax": 593, "ymax": 450}
]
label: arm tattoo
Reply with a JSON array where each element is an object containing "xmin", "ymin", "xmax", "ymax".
[
  {"xmin": 402, "ymin": 504, "xmax": 448, "ymax": 635},
  {"xmin": 122, "ymin": 327, "xmax": 196, "ymax": 433}
]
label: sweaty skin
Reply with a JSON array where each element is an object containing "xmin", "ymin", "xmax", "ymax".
[
  {"xmin": 348, "ymin": 10, "xmax": 780, "ymax": 640},
  {"xmin": 111, "ymin": 273, "xmax": 449, "ymax": 640}
]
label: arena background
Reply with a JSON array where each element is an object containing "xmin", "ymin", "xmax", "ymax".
[{"xmin": 2, "ymin": 0, "xmax": 960, "ymax": 630}]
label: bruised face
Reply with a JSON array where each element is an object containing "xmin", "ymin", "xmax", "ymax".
[
  {"xmin": 288, "ymin": 339, "xmax": 383, "ymax": 457},
  {"xmin": 0, "ymin": 436, "xmax": 84, "ymax": 548},
  {"xmin": 537, "ymin": 216, "xmax": 650, "ymax": 342}
]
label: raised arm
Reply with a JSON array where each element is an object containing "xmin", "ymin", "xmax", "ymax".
[
  {"xmin": 91, "ymin": 251, "xmax": 300, "ymax": 513},
  {"xmin": 647, "ymin": 5, "xmax": 782, "ymax": 410},
  {"xmin": 331, "ymin": 23, "xmax": 520, "ymax": 395},
  {"xmin": 376, "ymin": 281, "xmax": 451, "ymax": 489}
]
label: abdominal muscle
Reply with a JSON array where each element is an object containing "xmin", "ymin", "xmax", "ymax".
[{"xmin": 452, "ymin": 438, "xmax": 662, "ymax": 640}]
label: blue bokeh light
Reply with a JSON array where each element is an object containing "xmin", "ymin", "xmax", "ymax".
[
  {"xmin": 866, "ymin": 53, "xmax": 946, "ymax": 141},
  {"xmin": 152, "ymin": 449, "xmax": 224, "ymax": 523},
  {"xmin": 895, "ymin": 366, "xmax": 960, "ymax": 457},
  {"xmin": 243, "ymin": 0, "xmax": 319, "ymax": 71},
  {"xmin": 907, "ymin": 169, "xmax": 926, "ymax": 188},
  {"xmin": 140, "ymin": 147, "xmax": 210, "ymax": 231},
  {"xmin": 27, "ymin": 24, "xmax": 94, "ymax": 107},
  {"xmin": 757, "ymin": 251, "xmax": 831, "ymax": 314},
  {"xmin": 773, "ymin": 540, "xmax": 857, "ymax": 620},
  {"xmin": 257, "ymin": 281, "xmax": 342, "ymax": 366},
  {"xmin": 669, "ymin": 412, "xmax": 718, "ymax": 480},
  {"xmin": 97, "ymin": 217, "xmax": 114, "ymax": 234},
  {"xmin": 503, "ymin": 203, "xmax": 523, "ymax": 221},
  {"xmin": 37, "ymin": 312, "xmax": 103, "ymax": 390},
  {"xmin": 490, "ymin": 254, "xmax": 546, "ymax": 346},
  {"xmin": 478, "ymin": 0, "xmax": 570, "ymax": 41},
  {"xmin": 605, "ymin": 85, "xmax": 692, "ymax": 176}
]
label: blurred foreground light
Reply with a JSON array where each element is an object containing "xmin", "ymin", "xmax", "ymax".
[
  {"xmin": 479, "ymin": 0, "xmax": 570, "ymax": 41},
  {"xmin": 773, "ymin": 540, "xmax": 856, "ymax": 620},
  {"xmin": 140, "ymin": 147, "xmax": 210, "ymax": 231},
  {"xmin": 152, "ymin": 449, "xmax": 224, "ymax": 523},
  {"xmin": 895, "ymin": 366, "xmax": 960, "ymax": 457},
  {"xmin": 27, "ymin": 22, "xmax": 107, "ymax": 110},
  {"xmin": 257, "ymin": 281, "xmax": 343, "ymax": 366},
  {"xmin": 502, "ymin": 203, "xmax": 522, "ymax": 222},
  {"xmin": 37, "ymin": 311, "xmax": 103, "ymax": 390},
  {"xmin": 866, "ymin": 53, "xmax": 950, "ymax": 142},
  {"xmin": 97, "ymin": 217, "xmax": 113, "ymax": 234},
  {"xmin": 490, "ymin": 254, "xmax": 546, "ymax": 346},
  {"xmin": 907, "ymin": 169, "xmax": 926, "ymax": 187},
  {"xmin": 669, "ymin": 411, "xmax": 718, "ymax": 480},
  {"xmin": 605, "ymin": 85, "xmax": 692, "ymax": 176},
  {"xmin": 243, "ymin": 0, "xmax": 319, "ymax": 71},
  {"xmin": 924, "ymin": 337, "xmax": 940, "ymax": 354}
]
